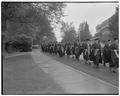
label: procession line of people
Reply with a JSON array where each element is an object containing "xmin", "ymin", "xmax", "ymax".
[{"xmin": 41, "ymin": 38, "xmax": 119, "ymax": 73}]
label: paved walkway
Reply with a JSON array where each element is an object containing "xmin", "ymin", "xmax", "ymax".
[
  {"xmin": 44, "ymin": 50, "xmax": 118, "ymax": 87},
  {"xmin": 31, "ymin": 50, "xmax": 118, "ymax": 94},
  {"xmin": 3, "ymin": 50, "xmax": 118, "ymax": 94},
  {"xmin": 3, "ymin": 52, "xmax": 65, "ymax": 94}
]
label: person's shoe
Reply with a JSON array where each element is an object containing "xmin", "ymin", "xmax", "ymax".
[
  {"xmin": 86, "ymin": 61, "xmax": 88, "ymax": 64},
  {"xmin": 88, "ymin": 60, "xmax": 91, "ymax": 65},
  {"xmin": 103, "ymin": 64, "xmax": 106, "ymax": 66},
  {"xmin": 112, "ymin": 70, "xmax": 117, "ymax": 73},
  {"xmin": 85, "ymin": 61, "xmax": 87, "ymax": 64},
  {"xmin": 89, "ymin": 62, "xmax": 91, "ymax": 65}
]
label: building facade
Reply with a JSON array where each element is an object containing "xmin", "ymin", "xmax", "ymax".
[{"xmin": 96, "ymin": 19, "xmax": 113, "ymax": 42}]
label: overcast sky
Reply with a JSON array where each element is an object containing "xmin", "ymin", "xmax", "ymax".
[{"xmin": 54, "ymin": 3, "xmax": 118, "ymax": 42}]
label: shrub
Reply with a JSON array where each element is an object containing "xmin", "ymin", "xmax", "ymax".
[{"xmin": 12, "ymin": 34, "xmax": 33, "ymax": 52}]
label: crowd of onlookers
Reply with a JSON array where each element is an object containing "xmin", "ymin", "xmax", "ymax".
[{"xmin": 41, "ymin": 38, "xmax": 119, "ymax": 73}]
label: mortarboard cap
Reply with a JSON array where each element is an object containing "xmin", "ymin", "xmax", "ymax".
[{"xmin": 94, "ymin": 37, "xmax": 99, "ymax": 40}]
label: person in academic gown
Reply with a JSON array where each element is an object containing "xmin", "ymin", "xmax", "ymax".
[
  {"xmin": 103, "ymin": 40, "xmax": 111, "ymax": 66},
  {"xmin": 92, "ymin": 38, "xmax": 101, "ymax": 68},
  {"xmin": 110, "ymin": 38, "xmax": 119, "ymax": 72}
]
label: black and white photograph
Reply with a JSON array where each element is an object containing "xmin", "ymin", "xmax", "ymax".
[{"xmin": 2, "ymin": 1, "xmax": 119, "ymax": 95}]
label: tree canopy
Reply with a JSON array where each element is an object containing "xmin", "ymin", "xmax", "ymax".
[
  {"xmin": 61, "ymin": 22, "xmax": 77, "ymax": 43},
  {"xmin": 2, "ymin": 2, "xmax": 66, "ymax": 44},
  {"xmin": 78, "ymin": 22, "xmax": 92, "ymax": 41}
]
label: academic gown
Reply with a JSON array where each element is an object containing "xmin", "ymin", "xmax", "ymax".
[
  {"xmin": 110, "ymin": 43, "xmax": 119, "ymax": 68},
  {"xmin": 103, "ymin": 44, "xmax": 111, "ymax": 63}
]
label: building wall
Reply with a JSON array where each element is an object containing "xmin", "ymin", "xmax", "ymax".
[{"xmin": 96, "ymin": 19, "xmax": 112, "ymax": 42}]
